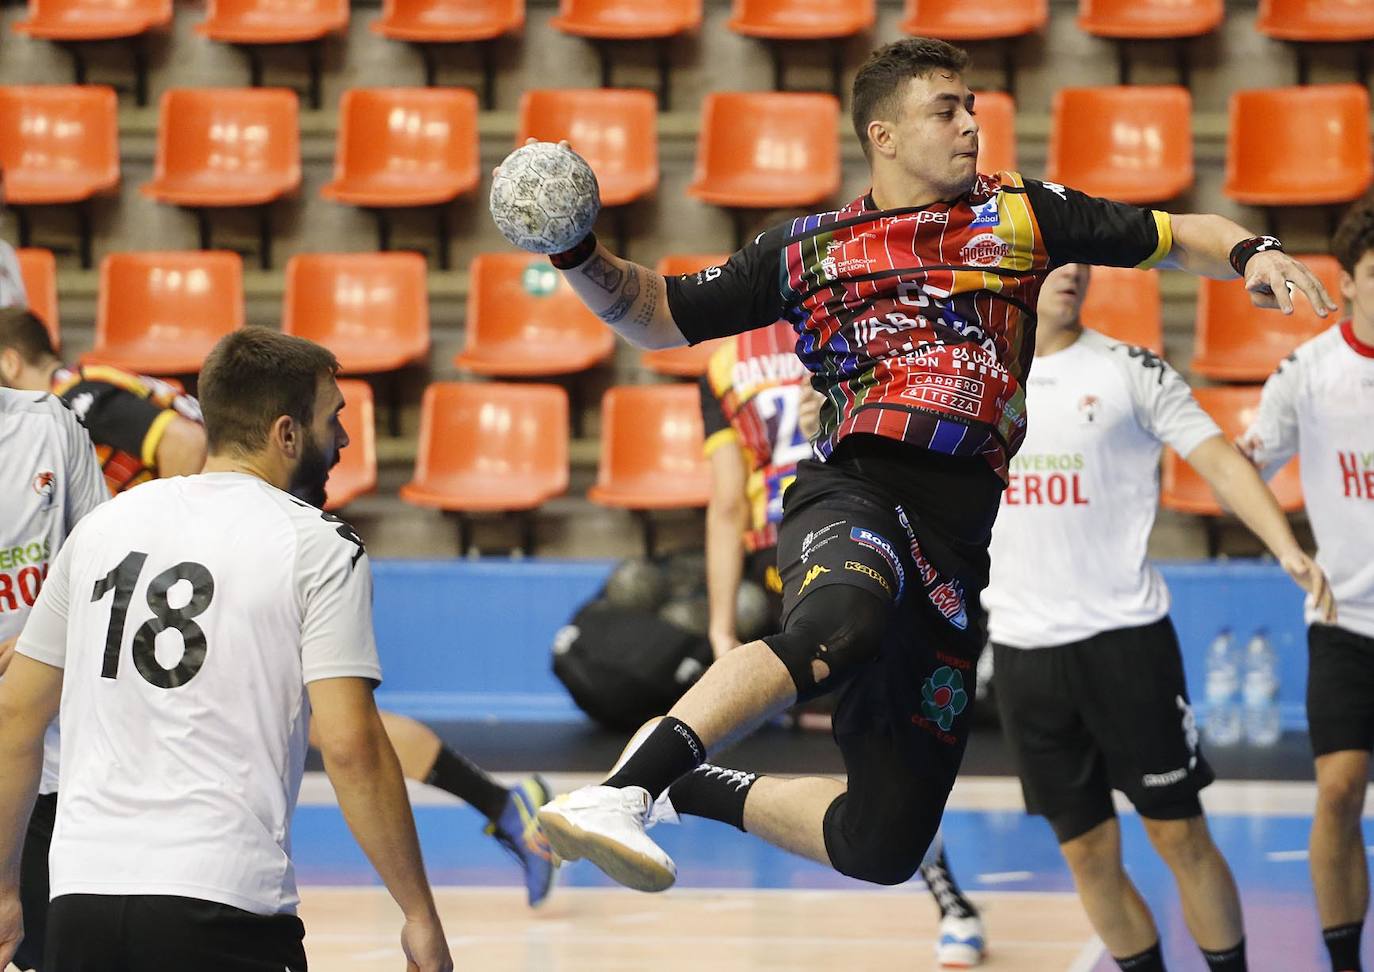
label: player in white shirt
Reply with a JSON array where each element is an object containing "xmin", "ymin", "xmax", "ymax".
[
  {"xmin": 0, "ymin": 329, "xmax": 452, "ymax": 971},
  {"xmin": 1241, "ymin": 201, "xmax": 1374, "ymax": 972},
  {"xmin": 983, "ymin": 263, "xmax": 1333, "ymax": 972},
  {"xmin": 0, "ymin": 170, "xmax": 27, "ymax": 312},
  {"xmin": 0, "ymin": 386, "xmax": 106, "ymax": 972}
]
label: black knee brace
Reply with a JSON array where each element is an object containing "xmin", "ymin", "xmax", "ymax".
[
  {"xmin": 822, "ymin": 791, "xmax": 939, "ymax": 886},
  {"xmin": 762, "ymin": 584, "xmax": 890, "ymax": 702}
]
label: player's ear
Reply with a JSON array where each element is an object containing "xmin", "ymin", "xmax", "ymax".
[
  {"xmin": 0, "ymin": 347, "xmax": 17, "ymax": 385},
  {"xmin": 1340, "ymin": 269, "xmax": 1356, "ymax": 305},
  {"xmin": 866, "ymin": 119, "xmax": 896, "ymax": 160},
  {"xmin": 268, "ymin": 414, "xmax": 299, "ymax": 459}
]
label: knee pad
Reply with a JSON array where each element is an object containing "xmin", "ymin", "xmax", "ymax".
[
  {"xmin": 822, "ymin": 792, "xmax": 937, "ymax": 887},
  {"xmin": 762, "ymin": 584, "xmax": 889, "ymax": 700}
]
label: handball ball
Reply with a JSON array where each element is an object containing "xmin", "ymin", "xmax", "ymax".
[{"xmin": 490, "ymin": 142, "xmax": 601, "ymax": 255}]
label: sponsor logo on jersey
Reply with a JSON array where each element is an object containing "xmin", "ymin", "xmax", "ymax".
[
  {"xmin": 894, "ymin": 508, "xmax": 969, "ymax": 630},
  {"xmin": 1141, "ymin": 768, "xmax": 1188, "ymax": 788},
  {"xmin": 958, "ymin": 232, "xmax": 1011, "ymax": 267},
  {"xmin": 849, "ymin": 528, "xmax": 905, "ymax": 598},
  {"xmin": 797, "ymin": 564, "xmax": 830, "ymax": 595},
  {"xmin": 32, "ymin": 471, "xmax": 55, "ymax": 509},
  {"xmin": 1339, "ymin": 451, "xmax": 1374, "ymax": 500},
  {"xmin": 1178, "ymin": 695, "xmax": 1199, "ymax": 770},
  {"xmin": 800, "ymin": 520, "xmax": 845, "ymax": 563},
  {"xmin": 844, "ymin": 560, "xmax": 891, "ymax": 596},
  {"xmin": 1039, "ymin": 181, "xmax": 1069, "ymax": 200},
  {"xmin": 0, "ymin": 558, "xmax": 48, "ymax": 614},
  {"xmin": 1078, "ymin": 394, "xmax": 1099, "ymax": 424},
  {"xmin": 969, "ymin": 199, "xmax": 999, "ymax": 228},
  {"xmin": 918, "ymin": 665, "xmax": 968, "ymax": 733}
]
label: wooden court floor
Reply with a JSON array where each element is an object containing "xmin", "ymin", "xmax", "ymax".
[{"xmin": 298, "ymin": 886, "xmax": 1101, "ymax": 971}]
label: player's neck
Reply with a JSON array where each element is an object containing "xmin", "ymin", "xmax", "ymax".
[
  {"xmin": 1351, "ymin": 311, "xmax": 1374, "ymax": 348},
  {"xmin": 1034, "ymin": 320, "xmax": 1082, "ymax": 357},
  {"xmin": 201, "ymin": 453, "xmax": 288, "ymax": 491},
  {"xmin": 869, "ymin": 170, "xmax": 959, "ymax": 211}
]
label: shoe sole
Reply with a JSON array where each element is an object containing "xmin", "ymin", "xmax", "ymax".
[
  {"xmin": 537, "ymin": 806, "xmax": 676, "ymax": 893},
  {"xmin": 937, "ymin": 945, "xmax": 985, "ymax": 969}
]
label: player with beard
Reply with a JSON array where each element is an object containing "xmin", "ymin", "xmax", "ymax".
[
  {"xmin": 0, "ymin": 328, "xmax": 453, "ymax": 970},
  {"xmin": 0, "ymin": 307, "xmax": 556, "ymax": 908},
  {"xmin": 983, "ymin": 263, "xmax": 1332, "ymax": 972},
  {"xmin": 519, "ymin": 37, "xmax": 1335, "ymax": 899}
]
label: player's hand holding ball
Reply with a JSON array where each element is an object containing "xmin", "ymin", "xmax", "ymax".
[{"xmin": 490, "ymin": 139, "xmax": 600, "ymax": 256}]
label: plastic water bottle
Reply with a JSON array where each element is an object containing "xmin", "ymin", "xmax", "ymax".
[
  {"xmin": 1243, "ymin": 631, "xmax": 1282, "ymax": 747},
  {"xmin": 1203, "ymin": 631, "xmax": 1242, "ymax": 747}
]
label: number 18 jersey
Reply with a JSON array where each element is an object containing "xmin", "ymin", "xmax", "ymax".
[{"xmin": 16, "ymin": 472, "xmax": 382, "ymax": 915}]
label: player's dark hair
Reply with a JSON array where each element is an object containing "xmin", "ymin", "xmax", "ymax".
[
  {"xmin": 0, "ymin": 307, "xmax": 57, "ymax": 363},
  {"xmin": 1333, "ymin": 195, "xmax": 1374, "ymax": 275},
  {"xmin": 199, "ymin": 328, "xmax": 338, "ymax": 455},
  {"xmin": 852, "ymin": 38, "xmax": 971, "ymax": 160}
]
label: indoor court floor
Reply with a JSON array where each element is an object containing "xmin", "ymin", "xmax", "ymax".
[{"xmin": 293, "ymin": 773, "xmax": 1372, "ymax": 971}]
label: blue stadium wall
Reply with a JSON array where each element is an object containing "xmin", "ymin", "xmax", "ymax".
[{"xmin": 372, "ymin": 559, "xmax": 1313, "ymax": 731}]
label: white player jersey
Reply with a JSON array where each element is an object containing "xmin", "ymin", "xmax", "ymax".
[
  {"xmin": 0, "ymin": 241, "xmax": 27, "ymax": 310},
  {"xmin": 984, "ymin": 329, "xmax": 1221, "ymax": 648},
  {"xmin": 1244, "ymin": 320, "xmax": 1374, "ymax": 639},
  {"xmin": 16, "ymin": 472, "xmax": 381, "ymax": 915},
  {"xmin": 0, "ymin": 389, "xmax": 106, "ymax": 793}
]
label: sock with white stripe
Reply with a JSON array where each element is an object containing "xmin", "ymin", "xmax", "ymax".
[
  {"xmin": 918, "ymin": 843, "xmax": 978, "ymax": 920},
  {"xmin": 666, "ymin": 763, "xmax": 759, "ymax": 831}
]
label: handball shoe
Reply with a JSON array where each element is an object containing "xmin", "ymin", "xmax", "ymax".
[
  {"xmin": 487, "ymin": 775, "xmax": 557, "ymax": 908},
  {"xmin": 538, "ymin": 785, "xmax": 677, "ymax": 892},
  {"xmin": 937, "ymin": 913, "xmax": 987, "ymax": 968}
]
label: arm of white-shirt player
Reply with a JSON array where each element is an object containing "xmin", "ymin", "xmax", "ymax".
[
  {"xmin": 1162, "ymin": 214, "xmax": 1338, "ymax": 317},
  {"xmin": 0, "ymin": 654, "xmax": 63, "ymax": 968},
  {"xmin": 1185, "ymin": 436, "xmax": 1335, "ymax": 622},
  {"xmin": 1237, "ymin": 357, "xmax": 1302, "ymax": 479},
  {"xmin": 309, "ymin": 677, "xmax": 453, "ymax": 971},
  {"xmin": 706, "ymin": 441, "xmax": 750, "ymax": 659}
]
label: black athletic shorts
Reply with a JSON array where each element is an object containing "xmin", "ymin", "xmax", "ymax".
[
  {"xmin": 14, "ymin": 792, "xmax": 55, "ymax": 972},
  {"xmin": 1307, "ymin": 623, "xmax": 1374, "ymax": 757},
  {"xmin": 993, "ymin": 617, "xmax": 1214, "ymax": 844},
  {"xmin": 45, "ymin": 894, "xmax": 306, "ymax": 971},
  {"xmin": 775, "ymin": 435, "xmax": 998, "ymax": 832}
]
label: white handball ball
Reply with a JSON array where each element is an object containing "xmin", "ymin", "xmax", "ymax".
[{"xmin": 490, "ymin": 142, "xmax": 601, "ymax": 255}]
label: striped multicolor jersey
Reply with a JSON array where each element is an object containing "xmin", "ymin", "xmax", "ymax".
[
  {"xmin": 665, "ymin": 172, "xmax": 1172, "ymax": 480},
  {"xmin": 700, "ymin": 319, "xmax": 811, "ymax": 552},
  {"xmin": 50, "ymin": 364, "xmax": 202, "ymax": 494}
]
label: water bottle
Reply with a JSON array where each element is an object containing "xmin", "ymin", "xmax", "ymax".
[
  {"xmin": 1203, "ymin": 630, "xmax": 1242, "ymax": 747},
  {"xmin": 1243, "ymin": 630, "xmax": 1282, "ymax": 747}
]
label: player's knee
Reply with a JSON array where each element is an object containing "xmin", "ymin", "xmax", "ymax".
[
  {"xmin": 763, "ymin": 585, "xmax": 888, "ymax": 698},
  {"xmin": 824, "ymin": 795, "xmax": 936, "ymax": 886},
  {"xmin": 1142, "ymin": 815, "xmax": 1212, "ymax": 867},
  {"xmin": 1057, "ymin": 819, "xmax": 1120, "ymax": 877},
  {"xmin": 1317, "ymin": 769, "xmax": 1368, "ymax": 822}
]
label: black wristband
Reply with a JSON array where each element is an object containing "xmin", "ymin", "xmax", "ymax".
[
  {"xmin": 1229, "ymin": 235, "xmax": 1284, "ymax": 277},
  {"xmin": 549, "ymin": 232, "xmax": 598, "ymax": 271}
]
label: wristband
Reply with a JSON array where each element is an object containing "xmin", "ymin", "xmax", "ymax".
[
  {"xmin": 549, "ymin": 232, "xmax": 598, "ymax": 271},
  {"xmin": 1229, "ymin": 235, "xmax": 1284, "ymax": 277}
]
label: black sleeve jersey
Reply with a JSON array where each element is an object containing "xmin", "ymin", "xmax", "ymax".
[
  {"xmin": 1020, "ymin": 178, "xmax": 1173, "ymax": 270},
  {"xmin": 664, "ymin": 222, "xmax": 792, "ymax": 346}
]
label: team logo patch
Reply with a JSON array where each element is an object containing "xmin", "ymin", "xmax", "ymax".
[
  {"xmin": 969, "ymin": 199, "xmax": 999, "ymax": 228},
  {"xmin": 920, "ymin": 666, "xmax": 968, "ymax": 732},
  {"xmin": 958, "ymin": 232, "xmax": 1011, "ymax": 267},
  {"xmin": 844, "ymin": 560, "xmax": 891, "ymax": 596},
  {"xmin": 32, "ymin": 471, "xmax": 55, "ymax": 509},
  {"xmin": 1078, "ymin": 394, "xmax": 1099, "ymax": 424},
  {"xmin": 797, "ymin": 564, "xmax": 830, "ymax": 596},
  {"xmin": 849, "ymin": 528, "xmax": 905, "ymax": 598}
]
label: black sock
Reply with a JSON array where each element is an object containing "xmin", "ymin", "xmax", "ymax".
[
  {"xmin": 603, "ymin": 716, "xmax": 706, "ymax": 798},
  {"xmin": 1324, "ymin": 922, "xmax": 1364, "ymax": 972},
  {"xmin": 665, "ymin": 764, "xmax": 758, "ymax": 830},
  {"xmin": 918, "ymin": 845, "xmax": 978, "ymax": 920},
  {"xmin": 1116, "ymin": 941, "xmax": 1166, "ymax": 972},
  {"xmin": 425, "ymin": 745, "xmax": 509, "ymax": 823},
  {"xmin": 1201, "ymin": 938, "xmax": 1246, "ymax": 972}
]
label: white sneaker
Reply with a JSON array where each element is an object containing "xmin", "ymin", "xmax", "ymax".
[
  {"xmin": 537, "ymin": 785, "xmax": 677, "ymax": 892},
  {"xmin": 936, "ymin": 913, "xmax": 986, "ymax": 968}
]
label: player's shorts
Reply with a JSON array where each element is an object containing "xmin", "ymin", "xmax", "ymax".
[
  {"xmin": 45, "ymin": 894, "xmax": 307, "ymax": 971},
  {"xmin": 774, "ymin": 435, "xmax": 998, "ymax": 873},
  {"xmin": 14, "ymin": 792, "xmax": 55, "ymax": 972},
  {"xmin": 993, "ymin": 617, "xmax": 1214, "ymax": 844},
  {"xmin": 1307, "ymin": 623, "xmax": 1374, "ymax": 757}
]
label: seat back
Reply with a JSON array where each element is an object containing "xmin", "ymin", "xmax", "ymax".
[
  {"xmin": 517, "ymin": 89, "xmax": 658, "ymax": 206},
  {"xmin": 552, "ymin": 0, "xmax": 701, "ymax": 36},
  {"xmin": 974, "ymin": 90, "xmax": 1016, "ymax": 174},
  {"xmin": 153, "ymin": 88, "xmax": 301, "ymax": 196},
  {"xmin": 202, "ymin": 0, "xmax": 348, "ymax": 35},
  {"xmin": 0, "ymin": 85, "xmax": 119, "ymax": 203},
  {"xmin": 900, "ymin": 0, "xmax": 1047, "ymax": 39},
  {"xmin": 595, "ymin": 384, "xmax": 710, "ymax": 504},
  {"xmin": 1081, "ymin": 267, "xmax": 1163, "ymax": 355},
  {"xmin": 331, "ymin": 87, "xmax": 479, "ymax": 193},
  {"xmin": 374, "ymin": 0, "xmax": 524, "ymax": 40},
  {"xmin": 16, "ymin": 0, "xmax": 172, "ymax": 35},
  {"xmin": 728, "ymin": 0, "xmax": 875, "ymax": 37},
  {"xmin": 1258, "ymin": 0, "xmax": 1374, "ymax": 41},
  {"xmin": 16, "ymin": 248, "xmax": 59, "ymax": 351},
  {"xmin": 1077, "ymin": 0, "xmax": 1223, "ymax": 37},
  {"xmin": 1048, "ymin": 86, "xmax": 1193, "ymax": 203},
  {"xmin": 325, "ymin": 378, "xmax": 377, "ymax": 511},
  {"xmin": 1193, "ymin": 254, "xmax": 1342, "ymax": 381},
  {"xmin": 1225, "ymin": 85, "xmax": 1372, "ymax": 205}
]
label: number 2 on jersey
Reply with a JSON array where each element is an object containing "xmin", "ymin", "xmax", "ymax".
[{"xmin": 91, "ymin": 551, "xmax": 216, "ymax": 689}]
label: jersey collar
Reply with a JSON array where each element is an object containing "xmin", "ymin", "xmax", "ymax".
[{"xmin": 1340, "ymin": 318, "xmax": 1374, "ymax": 359}]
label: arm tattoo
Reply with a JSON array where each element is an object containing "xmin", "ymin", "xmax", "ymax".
[
  {"xmin": 580, "ymin": 254, "xmax": 624, "ymax": 293},
  {"xmin": 602, "ymin": 264, "xmax": 642, "ymax": 324},
  {"xmin": 632, "ymin": 280, "xmax": 659, "ymax": 328}
]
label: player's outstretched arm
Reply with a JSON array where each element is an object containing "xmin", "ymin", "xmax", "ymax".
[
  {"xmin": 556, "ymin": 239, "xmax": 687, "ymax": 351},
  {"xmin": 0, "ymin": 655, "xmax": 63, "ymax": 969},
  {"xmin": 1164, "ymin": 213, "xmax": 1340, "ymax": 317},
  {"xmin": 309, "ymin": 677, "xmax": 453, "ymax": 972},
  {"xmin": 1185, "ymin": 434, "xmax": 1336, "ymax": 622}
]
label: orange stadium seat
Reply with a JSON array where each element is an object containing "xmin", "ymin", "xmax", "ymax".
[
  {"xmin": 0, "ymin": 85, "xmax": 119, "ymax": 206},
  {"xmin": 1258, "ymin": 0, "xmax": 1374, "ymax": 41},
  {"xmin": 728, "ymin": 0, "xmax": 874, "ymax": 39},
  {"xmin": 589, "ymin": 384, "xmax": 712, "ymax": 510},
  {"xmin": 12, "ymin": 0, "xmax": 169, "ymax": 39},
  {"xmin": 1077, "ymin": 0, "xmax": 1223, "ymax": 38},
  {"xmin": 87, "ymin": 251, "xmax": 244, "ymax": 374},
  {"xmin": 198, "ymin": 0, "xmax": 346, "ymax": 44},
  {"xmin": 1162, "ymin": 386, "xmax": 1303, "ymax": 516},
  {"xmin": 324, "ymin": 378, "xmax": 377, "ymax": 511},
  {"xmin": 551, "ymin": 0, "xmax": 699, "ymax": 38},
  {"xmin": 688, "ymin": 92, "xmax": 840, "ymax": 212},
  {"xmin": 282, "ymin": 252, "xmax": 430, "ymax": 374},
  {"xmin": 16, "ymin": 248, "xmax": 59, "ymax": 351},
  {"xmin": 1225, "ymin": 85, "xmax": 1372, "ymax": 206},
  {"xmin": 1192, "ymin": 254, "xmax": 1342, "ymax": 382},
  {"xmin": 974, "ymin": 90, "xmax": 1016, "ymax": 174},
  {"xmin": 1080, "ymin": 266, "xmax": 1163, "ymax": 355},
  {"xmin": 1047, "ymin": 86, "xmax": 1193, "ymax": 204},
  {"xmin": 457, "ymin": 253, "xmax": 615, "ymax": 376},
  {"xmin": 517, "ymin": 89, "xmax": 658, "ymax": 208},
  {"xmin": 400, "ymin": 381, "xmax": 569, "ymax": 511},
  {"xmin": 641, "ymin": 253, "xmax": 733, "ymax": 377},
  {"xmin": 371, "ymin": 0, "xmax": 522, "ymax": 106},
  {"xmin": 901, "ymin": 0, "xmax": 1047, "ymax": 41}
]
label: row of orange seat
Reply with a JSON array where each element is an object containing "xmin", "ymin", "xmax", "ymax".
[
  {"xmin": 17, "ymin": 247, "xmax": 1339, "ymax": 387},
  {"xmin": 11, "ymin": 0, "xmax": 1371, "ymax": 53}
]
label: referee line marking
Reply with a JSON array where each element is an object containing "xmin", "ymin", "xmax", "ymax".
[{"xmin": 1066, "ymin": 936, "xmax": 1106, "ymax": 972}]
